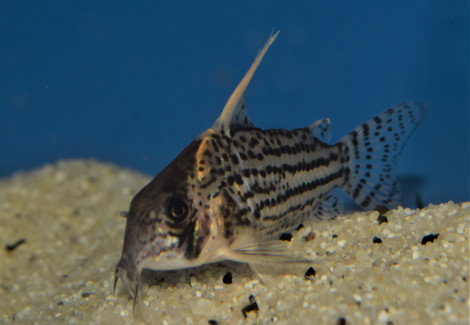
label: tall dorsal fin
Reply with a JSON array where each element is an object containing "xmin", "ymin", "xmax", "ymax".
[{"xmin": 212, "ymin": 31, "xmax": 279, "ymax": 136}]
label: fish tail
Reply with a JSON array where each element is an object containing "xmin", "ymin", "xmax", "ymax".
[{"xmin": 339, "ymin": 102, "xmax": 425, "ymax": 210}]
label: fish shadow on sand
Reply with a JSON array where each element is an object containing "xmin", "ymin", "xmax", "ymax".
[{"xmin": 140, "ymin": 261, "xmax": 251, "ymax": 290}]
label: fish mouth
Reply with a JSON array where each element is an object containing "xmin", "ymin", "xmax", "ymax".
[
  {"xmin": 114, "ymin": 257, "xmax": 140, "ymax": 301},
  {"xmin": 113, "ymin": 236, "xmax": 179, "ymax": 299},
  {"xmin": 114, "ymin": 260, "xmax": 145, "ymax": 316}
]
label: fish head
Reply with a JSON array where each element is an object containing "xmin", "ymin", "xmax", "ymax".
[{"xmin": 115, "ymin": 138, "xmax": 220, "ymax": 298}]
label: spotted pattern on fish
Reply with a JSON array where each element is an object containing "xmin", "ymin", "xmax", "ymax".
[
  {"xmin": 341, "ymin": 102, "xmax": 423, "ymax": 209},
  {"xmin": 186, "ymin": 100, "xmax": 424, "ymax": 241},
  {"xmin": 114, "ymin": 31, "xmax": 425, "ymax": 307}
]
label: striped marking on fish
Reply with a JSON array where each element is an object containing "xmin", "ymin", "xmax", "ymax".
[{"xmin": 114, "ymin": 31, "xmax": 425, "ymax": 308}]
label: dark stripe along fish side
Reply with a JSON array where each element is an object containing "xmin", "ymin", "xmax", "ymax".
[
  {"xmin": 191, "ymin": 101, "xmax": 424, "ymax": 241},
  {"xmin": 114, "ymin": 32, "xmax": 425, "ymax": 309},
  {"xmin": 193, "ymin": 127, "xmax": 344, "ymax": 237}
]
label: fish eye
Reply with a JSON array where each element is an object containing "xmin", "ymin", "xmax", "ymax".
[{"xmin": 166, "ymin": 197, "xmax": 189, "ymax": 221}]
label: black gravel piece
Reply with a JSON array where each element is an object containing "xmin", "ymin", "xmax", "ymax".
[
  {"xmin": 337, "ymin": 316, "xmax": 347, "ymax": 325},
  {"xmin": 305, "ymin": 266, "xmax": 316, "ymax": 278},
  {"xmin": 222, "ymin": 272, "xmax": 232, "ymax": 284},
  {"xmin": 241, "ymin": 295, "xmax": 259, "ymax": 318},
  {"xmin": 279, "ymin": 233, "xmax": 292, "ymax": 241},
  {"xmin": 377, "ymin": 214, "xmax": 388, "ymax": 225},
  {"xmin": 373, "ymin": 236, "xmax": 383, "ymax": 244},
  {"xmin": 5, "ymin": 238, "xmax": 26, "ymax": 251},
  {"xmin": 421, "ymin": 233, "xmax": 439, "ymax": 245}
]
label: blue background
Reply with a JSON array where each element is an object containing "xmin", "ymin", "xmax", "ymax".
[{"xmin": 1, "ymin": 1, "xmax": 468, "ymax": 205}]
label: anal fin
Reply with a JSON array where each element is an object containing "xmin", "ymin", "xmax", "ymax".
[{"xmin": 313, "ymin": 193, "xmax": 343, "ymax": 220}]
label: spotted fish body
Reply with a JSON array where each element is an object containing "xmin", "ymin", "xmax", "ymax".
[{"xmin": 115, "ymin": 32, "xmax": 425, "ymax": 302}]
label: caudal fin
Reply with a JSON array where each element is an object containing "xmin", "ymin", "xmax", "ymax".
[{"xmin": 340, "ymin": 102, "xmax": 425, "ymax": 210}]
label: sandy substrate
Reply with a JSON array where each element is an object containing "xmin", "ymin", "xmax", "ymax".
[{"xmin": 0, "ymin": 160, "xmax": 468, "ymax": 325}]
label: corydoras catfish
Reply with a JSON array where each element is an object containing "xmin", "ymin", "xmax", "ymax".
[{"xmin": 114, "ymin": 31, "xmax": 424, "ymax": 304}]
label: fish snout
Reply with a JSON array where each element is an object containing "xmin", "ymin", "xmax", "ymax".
[{"xmin": 114, "ymin": 256, "xmax": 140, "ymax": 300}]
